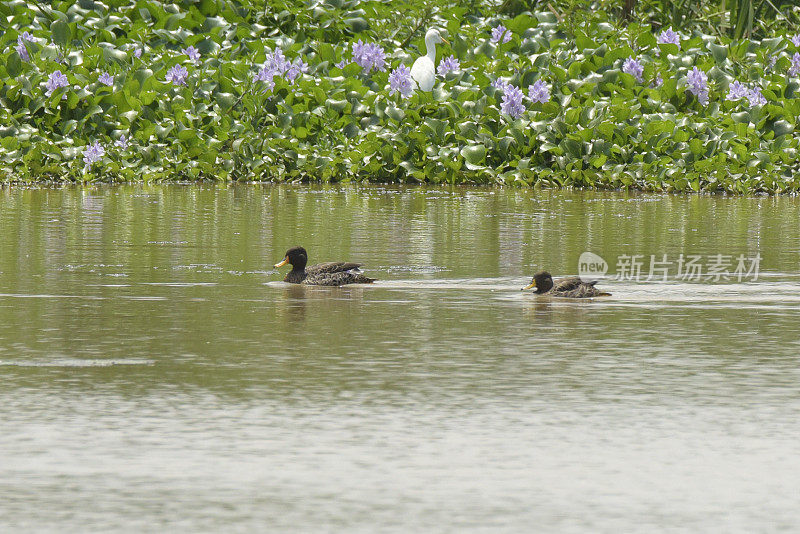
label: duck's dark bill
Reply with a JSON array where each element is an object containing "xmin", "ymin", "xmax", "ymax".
[
  {"xmin": 522, "ymin": 281, "xmax": 536, "ymax": 290},
  {"xmin": 274, "ymin": 257, "xmax": 289, "ymax": 268}
]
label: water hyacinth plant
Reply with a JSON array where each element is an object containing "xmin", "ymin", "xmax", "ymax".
[
  {"xmin": 352, "ymin": 41, "xmax": 386, "ymax": 73},
  {"xmin": 657, "ymin": 28, "xmax": 680, "ymax": 45},
  {"xmin": 1, "ymin": 0, "xmax": 800, "ymax": 192},
  {"xmin": 45, "ymin": 71, "xmax": 69, "ymax": 97},
  {"xmin": 491, "ymin": 25, "xmax": 512, "ymax": 44},
  {"xmin": 622, "ymin": 57, "xmax": 644, "ymax": 83},
  {"xmin": 83, "ymin": 142, "xmax": 105, "ymax": 168},
  {"xmin": 98, "ymin": 72, "xmax": 114, "ymax": 87},
  {"xmin": 501, "ymin": 84, "xmax": 525, "ymax": 119},
  {"xmin": 165, "ymin": 65, "xmax": 189, "ymax": 86},
  {"xmin": 437, "ymin": 56, "xmax": 460, "ymax": 76},
  {"xmin": 388, "ymin": 64, "xmax": 415, "ymax": 99},
  {"xmin": 686, "ymin": 67, "xmax": 709, "ymax": 104},
  {"xmin": 528, "ymin": 80, "xmax": 550, "ymax": 104},
  {"xmin": 181, "ymin": 46, "xmax": 200, "ymax": 63},
  {"xmin": 790, "ymin": 53, "xmax": 800, "ymax": 77}
]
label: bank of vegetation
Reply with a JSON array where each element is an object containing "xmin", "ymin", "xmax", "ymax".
[{"xmin": 1, "ymin": 0, "xmax": 799, "ymax": 192}]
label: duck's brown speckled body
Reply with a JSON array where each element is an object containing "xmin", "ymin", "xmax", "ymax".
[
  {"xmin": 274, "ymin": 246, "xmax": 375, "ymax": 286},
  {"xmin": 523, "ymin": 271, "xmax": 611, "ymax": 298}
]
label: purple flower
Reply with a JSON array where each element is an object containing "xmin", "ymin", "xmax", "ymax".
[
  {"xmin": 388, "ymin": 64, "xmax": 415, "ymax": 99},
  {"xmin": 253, "ymin": 65, "xmax": 277, "ymax": 92},
  {"xmin": 115, "ymin": 135, "xmax": 129, "ymax": 149},
  {"xmin": 45, "ymin": 70, "xmax": 69, "ymax": 97},
  {"xmin": 133, "ymin": 47, "xmax": 142, "ymax": 59},
  {"xmin": 437, "ymin": 55, "xmax": 460, "ymax": 76},
  {"xmin": 528, "ymin": 80, "xmax": 550, "ymax": 103},
  {"xmin": 622, "ymin": 56, "xmax": 644, "ymax": 83},
  {"xmin": 83, "ymin": 141, "xmax": 105, "ymax": 167},
  {"xmin": 285, "ymin": 58, "xmax": 308, "ymax": 83},
  {"xmin": 20, "ymin": 31, "xmax": 38, "ymax": 43},
  {"xmin": 352, "ymin": 41, "xmax": 386, "ymax": 73},
  {"xmin": 165, "ymin": 64, "xmax": 189, "ymax": 86},
  {"xmin": 791, "ymin": 35, "xmax": 800, "ymax": 47},
  {"xmin": 727, "ymin": 80, "xmax": 749, "ymax": 101},
  {"xmin": 686, "ymin": 66, "xmax": 709, "ymax": 105},
  {"xmin": 15, "ymin": 37, "xmax": 29, "ymax": 61},
  {"xmin": 98, "ymin": 72, "xmax": 114, "ymax": 87},
  {"xmin": 335, "ymin": 58, "xmax": 349, "ymax": 69},
  {"xmin": 181, "ymin": 45, "xmax": 200, "ymax": 63},
  {"xmin": 492, "ymin": 78, "xmax": 509, "ymax": 92},
  {"xmin": 491, "ymin": 25, "xmax": 511, "ymax": 44},
  {"xmin": 657, "ymin": 28, "xmax": 680, "ymax": 46},
  {"xmin": 790, "ymin": 53, "xmax": 800, "ymax": 77},
  {"xmin": 747, "ymin": 86, "xmax": 767, "ymax": 107},
  {"xmin": 264, "ymin": 48, "xmax": 289, "ymax": 74},
  {"xmin": 501, "ymin": 84, "xmax": 525, "ymax": 119},
  {"xmin": 651, "ymin": 74, "xmax": 664, "ymax": 88}
]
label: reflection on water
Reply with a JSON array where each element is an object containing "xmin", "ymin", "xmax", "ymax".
[{"xmin": 1, "ymin": 185, "xmax": 800, "ymax": 531}]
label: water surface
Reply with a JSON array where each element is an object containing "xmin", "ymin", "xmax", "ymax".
[{"xmin": 1, "ymin": 185, "xmax": 799, "ymax": 532}]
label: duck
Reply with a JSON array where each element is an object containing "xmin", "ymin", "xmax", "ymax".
[
  {"xmin": 273, "ymin": 246, "xmax": 376, "ymax": 286},
  {"xmin": 522, "ymin": 271, "xmax": 611, "ymax": 298}
]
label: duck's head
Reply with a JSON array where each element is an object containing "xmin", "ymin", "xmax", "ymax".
[
  {"xmin": 522, "ymin": 271, "xmax": 553, "ymax": 293},
  {"xmin": 274, "ymin": 246, "xmax": 307, "ymax": 270}
]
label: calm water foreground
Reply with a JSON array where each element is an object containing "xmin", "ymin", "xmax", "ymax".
[{"xmin": 1, "ymin": 184, "xmax": 800, "ymax": 532}]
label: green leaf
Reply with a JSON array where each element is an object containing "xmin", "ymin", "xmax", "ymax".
[
  {"xmin": 461, "ymin": 145, "xmax": 485, "ymax": 164},
  {"xmin": 52, "ymin": 20, "xmax": 71, "ymax": 47},
  {"xmin": 709, "ymin": 43, "xmax": 727, "ymax": 64}
]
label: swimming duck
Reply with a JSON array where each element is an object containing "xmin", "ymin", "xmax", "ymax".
[
  {"xmin": 273, "ymin": 246, "xmax": 376, "ymax": 286},
  {"xmin": 522, "ymin": 271, "xmax": 611, "ymax": 298}
]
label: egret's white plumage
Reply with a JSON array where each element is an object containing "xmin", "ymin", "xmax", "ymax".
[{"xmin": 410, "ymin": 29, "xmax": 448, "ymax": 92}]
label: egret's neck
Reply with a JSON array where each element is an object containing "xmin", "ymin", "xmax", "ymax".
[{"xmin": 425, "ymin": 37, "xmax": 437, "ymax": 62}]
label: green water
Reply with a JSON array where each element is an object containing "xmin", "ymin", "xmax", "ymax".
[{"xmin": 2, "ymin": 184, "xmax": 800, "ymax": 532}]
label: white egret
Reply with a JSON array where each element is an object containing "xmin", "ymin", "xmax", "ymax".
[{"xmin": 410, "ymin": 28, "xmax": 449, "ymax": 92}]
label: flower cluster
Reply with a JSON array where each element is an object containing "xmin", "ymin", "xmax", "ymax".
[
  {"xmin": 501, "ymin": 84, "xmax": 525, "ymax": 118},
  {"xmin": 98, "ymin": 72, "xmax": 114, "ymax": 87},
  {"xmin": 352, "ymin": 41, "xmax": 386, "ymax": 73},
  {"xmin": 790, "ymin": 53, "xmax": 800, "ymax": 77},
  {"xmin": 437, "ymin": 55, "xmax": 460, "ymax": 76},
  {"xmin": 45, "ymin": 70, "xmax": 69, "ymax": 97},
  {"xmin": 657, "ymin": 28, "xmax": 680, "ymax": 46},
  {"xmin": 388, "ymin": 64, "xmax": 414, "ymax": 99},
  {"xmin": 15, "ymin": 32, "xmax": 37, "ymax": 61},
  {"xmin": 747, "ymin": 86, "xmax": 766, "ymax": 107},
  {"xmin": 651, "ymin": 74, "xmax": 664, "ymax": 88},
  {"xmin": 116, "ymin": 135, "xmax": 129, "ymax": 149},
  {"xmin": 181, "ymin": 45, "xmax": 200, "ymax": 63},
  {"xmin": 791, "ymin": 35, "xmax": 800, "ymax": 47},
  {"xmin": 622, "ymin": 56, "xmax": 644, "ymax": 83},
  {"xmin": 726, "ymin": 80, "xmax": 749, "ymax": 101},
  {"xmin": 528, "ymin": 80, "xmax": 550, "ymax": 104},
  {"xmin": 254, "ymin": 64, "xmax": 277, "ymax": 91},
  {"xmin": 166, "ymin": 64, "xmax": 189, "ymax": 86},
  {"xmin": 83, "ymin": 141, "xmax": 105, "ymax": 168},
  {"xmin": 726, "ymin": 81, "xmax": 766, "ymax": 106},
  {"xmin": 133, "ymin": 47, "xmax": 143, "ymax": 59},
  {"xmin": 264, "ymin": 48, "xmax": 289, "ymax": 74},
  {"xmin": 491, "ymin": 25, "xmax": 512, "ymax": 44},
  {"xmin": 492, "ymin": 78, "xmax": 509, "ymax": 92},
  {"xmin": 285, "ymin": 58, "xmax": 308, "ymax": 83},
  {"xmin": 686, "ymin": 66, "xmax": 709, "ymax": 105},
  {"xmin": 252, "ymin": 49, "xmax": 309, "ymax": 90}
]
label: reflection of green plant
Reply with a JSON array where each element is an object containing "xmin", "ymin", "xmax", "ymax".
[{"xmin": 1, "ymin": 1, "xmax": 800, "ymax": 191}]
